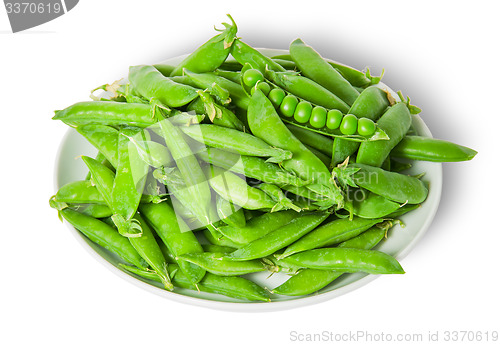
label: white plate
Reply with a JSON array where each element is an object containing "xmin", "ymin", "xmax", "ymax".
[{"xmin": 54, "ymin": 49, "xmax": 442, "ymax": 311}]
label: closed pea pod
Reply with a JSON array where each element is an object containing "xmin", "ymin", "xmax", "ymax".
[
  {"xmin": 217, "ymin": 210, "xmax": 298, "ymax": 245},
  {"xmin": 128, "ymin": 65, "xmax": 199, "ymax": 108},
  {"xmin": 226, "ymin": 211, "xmax": 329, "ymax": 261},
  {"xmin": 53, "ymin": 101, "xmax": 156, "ymax": 128},
  {"xmin": 351, "ymin": 163, "xmax": 428, "ymax": 204},
  {"xmin": 289, "ymin": 38, "xmax": 360, "ymax": 106},
  {"xmin": 231, "ymin": 39, "xmax": 286, "ymax": 74},
  {"xmin": 120, "ymin": 263, "xmax": 270, "ymax": 301},
  {"xmin": 344, "ymin": 189, "xmax": 402, "ymax": 219},
  {"xmin": 76, "ymin": 124, "xmax": 119, "ymax": 168},
  {"xmin": 280, "ymin": 216, "xmax": 384, "ymax": 258},
  {"xmin": 54, "ymin": 180, "xmax": 106, "ymax": 205},
  {"xmin": 282, "ymin": 247, "xmax": 404, "ymax": 274},
  {"xmin": 216, "ymin": 195, "xmax": 246, "ymax": 228},
  {"xmin": 184, "ymin": 70, "xmax": 251, "ymax": 109},
  {"xmin": 196, "ymin": 147, "xmax": 309, "ymax": 187},
  {"xmin": 157, "ymin": 116, "xmax": 213, "ymax": 227},
  {"xmin": 169, "ymin": 15, "xmax": 237, "ymax": 76},
  {"xmin": 181, "ymin": 124, "xmax": 292, "ymax": 163},
  {"xmin": 176, "ymin": 252, "xmax": 268, "ymax": 276},
  {"xmin": 257, "ymin": 183, "xmax": 302, "ymax": 212},
  {"xmin": 391, "ymin": 136, "xmax": 477, "ymax": 162},
  {"xmin": 203, "ymin": 229, "xmax": 243, "ymax": 249},
  {"xmin": 128, "ymin": 214, "xmax": 173, "ymax": 290},
  {"xmin": 139, "ymin": 202, "xmax": 206, "ymax": 284},
  {"xmin": 59, "ymin": 208, "xmax": 147, "ymax": 269},
  {"xmin": 270, "ymin": 53, "xmax": 379, "ymax": 87},
  {"xmin": 204, "ymin": 165, "xmax": 277, "ymax": 211},
  {"xmin": 272, "ymin": 227, "xmax": 386, "ymax": 296},
  {"xmin": 188, "ymin": 90, "xmax": 245, "ymax": 131},
  {"xmin": 71, "ymin": 203, "xmax": 113, "ymax": 218},
  {"xmin": 356, "ymin": 102, "xmax": 412, "ymax": 167},
  {"xmin": 82, "ymin": 155, "xmax": 142, "ymax": 237},
  {"xmin": 111, "ymin": 127, "xmax": 150, "ymax": 237}
]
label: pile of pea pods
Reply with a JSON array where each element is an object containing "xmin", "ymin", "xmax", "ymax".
[{"xmin": 50, "ymin": 15, "xmax": 477, "ymax": 301}]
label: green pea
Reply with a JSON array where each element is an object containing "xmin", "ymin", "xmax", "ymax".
[
  {"xmin": 242, "ymin": 68, "xmax": 265, "ymax": 87},
  {"xmin": 268, "ymin": 88, "xmax": 286, "ymax": 108},
  {"xmin": 280, "ymin": 94, "xmax": 299, "ymax": 117},
  {"xmin": 294, "ymin": 101, "xmax": 313, "ymax": 124},
  {"xmin": 357, "ymin": 117, "xmax": 376, "ymax": 136},
  {"xmin": 340, "ymin": 114, "xmax": 358, "ymax": 135},
  {"xmin": 326, "ymin": 109, "xmax": 343, "ymax": 129},
  {"xmin": 256, "ymin": 81, "xmax": 271, "ymax": 96},
  {"xmin": 309, "ymin": 106, "xmax": 327, "ymax": 129}
]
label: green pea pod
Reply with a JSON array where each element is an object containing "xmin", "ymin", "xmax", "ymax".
[
  {"xmin": 188, "ymin": 90, "xmax": 245, "ymax": 131},
  {"xmin": 111, "ymin": 127, "xmax": 150, "ymax": 235},
  {"xmin": 153, "ymin": 167, "xmax": 216, "ymax": 231},
  {"xmin": 201, "ymin": 244, "xmax": 236, "ymax": 254},
  {"xmin": 227, "ymin": 211, "xmax": 329, "ymax": 261},
  {"xmin": 305, "ymin": 145, "xmax": 331, "ymax": 167},
  {"xmin": 265, "ymin": 69, "xmax": 350, "ymax": 113},
  {"xmin": 248, "ymin": 89, "xmax": 343, "ymax": 207},
  {"xmin": 391, "ymin": 136, "xmax": 477, "ymax": 162},
  {"xmin": 139, "ymin": 202, "xmax": 205, "ymax": 284},
  {"xmin": 70, "ymin": 204, "xmax": 113, "ymax": 218},
  {"xmin": 170, "ymin": 15, "xmax": 237, "ymax": 76},
  {"xmin": 128, "ymin": 65, "xmax": 199, "ymax": 108},
  {"xmin": 356, "ymin": 102, "xmax": 412, "ymax": 167},
  {"xmin": 344, "ymin": 189, "xmax": 401, "ymax": 219},
  {"xmin": 60, "ymin": 208, "xmax": 147, "ymax": 269},
  {"xmin": 272, "ymin": 227, "xmax": 386, "ymax": 296},
  {"xmin": 125, "ymin": 137, "xmax": 174, "ymax": 169},
  {"xmin": 213, "ymin": 69, "xmax": 241, "ymax": 84},
  {"xmin": 184, "ymin": 70, "xmax": 251, "ymax": 109},
  {"xmin": 332, "ymin": 86, "xmax": 391, "ymax": 166},
  {"xmin": 76, "ymin": 124, "xmax": 119, "ymax": 168},
  {"xmin": 281, "ymin": 247, "xmax": 404, "ymax": 274},
  {"xmin": 286, "ymin": 124, "xmax": 334, "ymax": 157},
  {"xmin": 203, "ymin": 229, "xmax": 243, "ymax": 249},
  {"xmin": 197, "ymin": 147, "xmax": 309, "ymax": 187},
  {"xmin": 121, "ymin": 263, "xmax": 270, "ymax": 301},
  {"xmin": 181, "ymin": 124, "xmax": 292, "ymax": 163},
  {"xmin": 204, "ymin": 165, "xmax": 277, "ymax": 211},
  {"xmin": 231, "ymin": 39, "xmax": 286, "ymax": 74},
  {"xmin": 351, "ymin": 163, "xmax": 428, "ymax": 204},
  {"xmin": 256, "ymin": 183, "xmax": 302, "ymax": 212},
  {"xmin": 270, "ymin": 54, "xmax": 380, "ymax": 87},
  {"xmin": 279, "ymin": 216, "xmax": 384, "ymax": 258},
  {"xmin": 128, "ymin": 214, "xmax": 173, "ymax": 290},
  {"xmin": 217, "ymin": 210, "xmax": 298, "ymax": 245},
  {"xmin": 386, "ymin": 204, "xmax": 421, "ymax": 218},
  {"xmin": 82, "ymin": 155, "xmax": 141, "ymax": 237},
  {"xmin": 152, "ymin": 63, "xmax": 175, "ymax": 77},
  {"xmin": 157, "ymin": 116, "xmax": 212, "ymax": 226},
  {"xmin": 54, "ymin": 180, "xmax": 106, "ymax": 205},
  {"xmin": 53, "ymin": 101, "xmax": 156, "ymax": 128},
  {"xmin": 176, "ymin": 252, "xmax": 267, "ymax": 276},
  {"xmin": 216, "ymin": 195, "xmax": 246, "ymax": 228},
  {"xmin": 290, "ymin": 39, "xmax": 360, "ymax": 106}
]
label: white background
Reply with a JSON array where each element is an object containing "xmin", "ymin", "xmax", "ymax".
[{"xmin": 1, "ymin": 1, "xmax": 499, "ymax": 344}]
